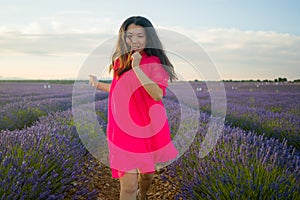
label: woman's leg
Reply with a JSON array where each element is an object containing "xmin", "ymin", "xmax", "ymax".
[
  {"xmin": 119, "ymin": 171, "xmax": 138, "ymax": 200},
  {"xmin": 138, "ymin": 173, "xmax": 154, "ymax": 200}
]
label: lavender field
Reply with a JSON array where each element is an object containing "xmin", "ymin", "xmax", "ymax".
[{"xmin": 0, "ymin": 81, "xmax": 299, "ymax": 199}]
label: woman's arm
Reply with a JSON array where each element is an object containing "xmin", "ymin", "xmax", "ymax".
[
  {"xmin": 131, "ymin": 53, "xmax": 163, "ymax": 101},
  {"xmin": 132, "ymin": 67, "xmax": 163, "ymax": 101},
  {"xmin": 89, "ymin": 75, "xmax": 111, "ymax": 92},
  {"xmin": 96, "ymin": 81, "xmax": 111, "ymax": 93}
]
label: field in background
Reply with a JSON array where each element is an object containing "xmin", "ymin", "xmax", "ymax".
[{"xmin": 0, "ymin": 81, "xmax": 299, "ymax": 199}]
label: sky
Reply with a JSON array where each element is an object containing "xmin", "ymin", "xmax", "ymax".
[{"xmin": 0, "ymin": 0, "xmax": 299, "ymax": 81}]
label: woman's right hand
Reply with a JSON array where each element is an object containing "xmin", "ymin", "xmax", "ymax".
[{"xmin": 89, "ymin": 75, "xmax": 98, "ymax": 87}]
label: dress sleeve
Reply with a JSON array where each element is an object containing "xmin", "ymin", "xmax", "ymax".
[
  {"xmin": 149, "ymin": 60, "xmax": 169, "ymax": 96},
  {"xmin": 139, "ymin": 56, "xmax": 170, "ymax": 96}
]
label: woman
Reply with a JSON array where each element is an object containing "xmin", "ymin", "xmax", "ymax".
[{"xmin": 90, "ymin": 16, "xmax": 178, "ymax": 200}]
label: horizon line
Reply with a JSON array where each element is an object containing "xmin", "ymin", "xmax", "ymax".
[{"xmin": 0, "ymin": 78, "xmax": 299, "ymax": 82}]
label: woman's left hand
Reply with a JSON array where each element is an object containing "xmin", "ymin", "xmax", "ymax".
[{"xmin": 131, "ymin": 52, "xmax": 142, "ymax": 68}]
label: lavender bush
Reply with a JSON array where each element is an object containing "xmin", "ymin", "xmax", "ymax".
[
  {"xmin": 1, "ymin": 81, "xmax": 299, "ymax": 199},
  {"xmin": 0, "ymin": 97, "xmax": 72, "ymax": 131},
  {"xmin": 161, "ymin": 98, "xmax": 300, "ymax": 199},
  {"xmin": 0, "ymin": 82, "xmax": 108, "ymax": 131},
  {"xmin": 0, "ymin": 82, "xmax": 73, "ymax": 106},
  {"xmin": 0, "ymin": 109, "xmax": 99, "ymax": 199},
  {"xmin": 174, "ymin": 130, "xmax": 299, "ymax": 199},
  {"xmin": 180, "ymin": 82, "xmax": 300, "ymax": 149}
]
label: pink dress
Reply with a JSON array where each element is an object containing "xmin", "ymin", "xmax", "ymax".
[{"xmin": 107, "ymin": 52, "xmax": 178, "ymax": 178}]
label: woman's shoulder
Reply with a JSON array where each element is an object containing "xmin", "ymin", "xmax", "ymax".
[{"xmin": 142, "ymin": 54, "xmax": 161, "ymax": 64}]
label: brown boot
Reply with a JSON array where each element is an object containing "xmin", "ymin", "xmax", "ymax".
[{"xmin": 137, "ymin": 173, "xmax": 154, "ymax": 200}]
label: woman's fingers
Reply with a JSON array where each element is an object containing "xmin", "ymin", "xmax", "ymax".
[
  {"xmin": 89, "ymin": 75, "xmax": 97, "ymax": 87},
  {"xmin": 131, "ymin": 52, "xmax": 142, "ymax": 67}
]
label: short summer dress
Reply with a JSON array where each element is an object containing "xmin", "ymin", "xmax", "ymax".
[{"xmin": 107, "ymin": 52, "xmax": 178, "ymax": 178}]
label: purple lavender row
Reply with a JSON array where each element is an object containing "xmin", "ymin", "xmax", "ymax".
[
  {"xmin": 165, "ymin": 82, "xmax": 300, "ymax": 149},
  {"xmin": 160, "ymin": 98, "xmax": 300, "ymax": 199},
  {"xmin": 0, "ymin": 108, "xmax": 100, "ymax": 199},
  {"xmin": 0, "ymin": 93, "xmax": 72, "ymax": 106},
  {"xmin": 225, "ymin": 104, "xmax": 300, "ymax": 146},
  {"xmin": 0, "ymin": 97, "xmax": 72, "ymax": 131},
  {"xmin": 187, "ymin": 82, "xmax": 300, "ymax": 115},
  {"xmin": 92, "ymin": 90, "xmax": 300, "ymax": 199},
  {"xmin": 0, "ymin": 89, "xmax": 108, "ymax": 131},
  {"xmin": 0, "ymin": 83, "xmax": 73, "ymax": 104},
  {"xmin": 224, "ymin": 91, "xmax": 299, "ymax": 113},
  {"xmin": 0, "ymin": 82, "xmax": 108, "ymax": 106},
  {"xmin": 219, "ymin": 97, "xmax": 299, "ymax": 149}
]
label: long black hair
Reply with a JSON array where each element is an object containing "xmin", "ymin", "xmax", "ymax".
[{"xmin": 109, "ymin": 16, "xmax": 177, "ymax": 81}]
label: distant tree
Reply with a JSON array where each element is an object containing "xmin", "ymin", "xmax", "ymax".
[
  {"xmin": 194, "ymin": 79, "xmax": 199, "ymax": 82},
  {"xmin": 275, "ymin": 77, "xmax": 288, "ymax": 82},
  {"xmin": 294, "ymin": 79, "xmax": 300, "ymax": 83}
]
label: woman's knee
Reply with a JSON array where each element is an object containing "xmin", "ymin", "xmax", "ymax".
[
  {"xmin": 120, "ymin": 173, "xmax": 138, "ymax": 193},
  {"xmin": 121, "ymin": 182, "xmax": 138, "ymax": 194}
]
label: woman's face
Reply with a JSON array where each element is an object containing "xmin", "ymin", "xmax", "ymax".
[{"xmin": 125, "ymin": 24, "xmax": 147, "ymax": 52}]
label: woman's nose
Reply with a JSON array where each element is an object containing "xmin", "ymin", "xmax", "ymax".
[{"xmin": 130, "ymin": 36, "xmax": 137, "ymax": 43}]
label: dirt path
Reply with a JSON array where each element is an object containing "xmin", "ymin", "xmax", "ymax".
[{"xmin": 87, "ymin": 160, "xmax": 180, "ymax": 200}]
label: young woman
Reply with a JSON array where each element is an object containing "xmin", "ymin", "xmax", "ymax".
[{"xmin": 89, "ymin": 16, "xmax": 178, "ymax": 200}]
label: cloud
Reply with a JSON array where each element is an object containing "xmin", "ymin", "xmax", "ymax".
[
  {"xmin": 0, "ymin": 32, "xmax": 109, "ymax": 56},
  {"xmin": 0, "ymin": 13, "xmax": 118, "ymax": 56},
  {"xmin": 1, "ymin": 16, "xmax": 299, "ymax": 80},
  {"xmin": 48, "ymin": 14, "xmax": 117, "ymax": 35},
  {"xmin": 160, "ymin": 27, "xmax": 300, "ymax": 80},
  {"xmin": 186, "ymin": 28, "xmax": 300, "ymax": 61},
  {"xmin": 56, "ymin": 10, "xmax": 96, "ymax": 15},
  {"xmin": 20, "ymin": 22, "xmax": 44, "ymax": 35}
]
